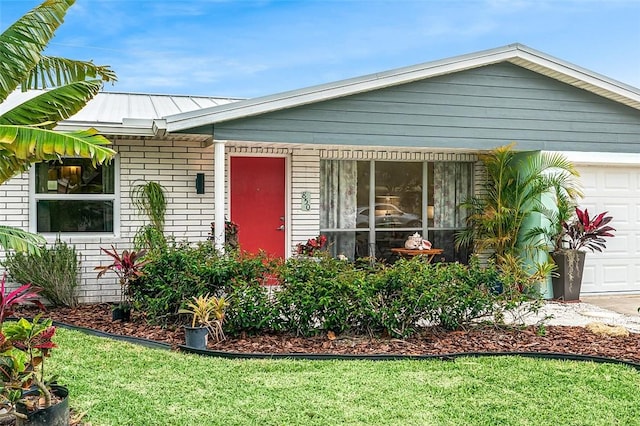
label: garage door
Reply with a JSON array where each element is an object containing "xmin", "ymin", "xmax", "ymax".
[{"xmin": 576, "ymin": 165, "xmax": 640, "ymax": 294}]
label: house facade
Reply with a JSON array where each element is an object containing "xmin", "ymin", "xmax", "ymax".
[{"xmin": 1, "ymin": 43, "xmax": 640, "ymax": 301}]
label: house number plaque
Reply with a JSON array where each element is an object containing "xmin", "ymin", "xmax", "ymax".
[{"xmin": 301, "ymin": 191, "xmax": 311, "ymax": 211}]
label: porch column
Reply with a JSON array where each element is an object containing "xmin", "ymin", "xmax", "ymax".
[{"xmin": 214, "ymin": 139, "xmax": 226, "ymax": 253}]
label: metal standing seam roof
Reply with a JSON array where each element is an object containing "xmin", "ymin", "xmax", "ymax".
[
  {"xmin": 163, "ymin": 43, "xmax": 640, "ymax": 135},
  {"xmin": 0, "ymin": 90, "xmax": 242, "ymax": 137}
]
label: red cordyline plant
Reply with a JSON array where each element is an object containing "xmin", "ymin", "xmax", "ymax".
[
  {"xmin": 296, "ymin": 235, "xmax": 328, "ymax": 256},
  {"xmin": 562, "ymin": 207, "xmax": 615, "ymax": 252},
  {"xmin": 0, "ymin": 272, "xmax": 45, "ymax": 325},
  {"xmin": 95, "ymin": 245, "xmax": 151, "ymax": 304}
]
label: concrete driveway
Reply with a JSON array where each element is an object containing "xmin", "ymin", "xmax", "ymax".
[{"xmin": 581, "ymin": 295, "xmax": 640, "ymax": 317}]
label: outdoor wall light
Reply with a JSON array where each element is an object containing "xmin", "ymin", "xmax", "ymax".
[{"xmin": 196, "ymin": 173, "xmax": 205, "ymax": 194}]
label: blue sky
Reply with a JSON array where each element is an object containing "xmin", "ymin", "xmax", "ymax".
[{"xmin": 1, "ymin": 0, "xmax": 639, "ymax": 99}]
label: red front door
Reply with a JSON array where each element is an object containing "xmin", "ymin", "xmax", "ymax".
[{"xmin": 230, "ymin": 157, "xmax": 286, "ymax": 257}]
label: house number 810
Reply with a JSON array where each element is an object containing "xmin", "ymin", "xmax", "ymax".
[{"xmin": 301, "ymin": 191, "xmax": 311, "ymax": 211}]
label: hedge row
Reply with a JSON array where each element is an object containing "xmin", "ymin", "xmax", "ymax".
[{"xmin": 131, "ymin": 243, "xmax": 540, "ymax": 338}]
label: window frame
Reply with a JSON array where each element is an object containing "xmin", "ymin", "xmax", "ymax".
[
  {"xmin": 28, "ymin": 156, "xmax": 121, "ymax": 237},
  {"xmin": 319, "ymin": 159, "xmax": 473, "ymax": 261}
]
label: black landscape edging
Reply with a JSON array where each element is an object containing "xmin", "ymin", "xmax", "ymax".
[
  {"xmin": 17, "ymin": 317, "xmax": 639, "ymax": 370},
  {"xmin": 178, "ymin": 345, "xmax": 640, "ymax": 370}
]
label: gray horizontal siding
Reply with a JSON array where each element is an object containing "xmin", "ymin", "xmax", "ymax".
[{"xmin": 214, "ymin": 63, "xmax": 640, "ymax": 152}]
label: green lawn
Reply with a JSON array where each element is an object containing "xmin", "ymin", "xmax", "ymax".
[{"xmin": 50, "ymin": 328, "xmax": 640, "ymax": 426}]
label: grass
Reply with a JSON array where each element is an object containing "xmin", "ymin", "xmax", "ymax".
[{"xmin": 49, "ymin": 328, "xmax": 640, "ymax": 426}]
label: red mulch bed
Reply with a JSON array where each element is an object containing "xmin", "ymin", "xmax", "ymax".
[{"xmin": 18, "ymin": 304, "xmax": 640, "ymax": 364}]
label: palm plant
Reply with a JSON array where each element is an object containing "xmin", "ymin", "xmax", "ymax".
[
  {"xmin": 455, "ymin": 144, "xmax": 582, "ymax": 282},
  {"xmin": 0, "ymin": 0, "xmax": 117, "ymax": 254}
]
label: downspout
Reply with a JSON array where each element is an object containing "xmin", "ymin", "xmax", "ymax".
[{"xmin": 214, "ymin": 139, "xmax": 226, "ymax": 253}]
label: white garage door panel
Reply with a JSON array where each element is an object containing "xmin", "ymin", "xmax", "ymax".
[{"xmin": 576, "ymin": 165, "xmax": 640, "ymax": 294}]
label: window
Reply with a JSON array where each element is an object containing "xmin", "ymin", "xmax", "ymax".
[
  {"xmin": 32, "ymin": 158, "xmax": 117, "ymax": 233},
  {"xmin": 320, "ymin": 160, "xmax": 472, "ymax": 263}
]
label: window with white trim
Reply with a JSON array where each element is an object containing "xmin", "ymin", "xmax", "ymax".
[
  {"xmin": 320, "ymin": 160, "xmax": 473, "ymax": 262},
  {"xmin": 32, "ymin": 158, "xmax": 116, "ymax": 233}
]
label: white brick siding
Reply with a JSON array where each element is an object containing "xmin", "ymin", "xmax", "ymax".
[
  {"xmin": 1, "ymin": 138, "xmax": 482, "ymax": 303},
  {"xmin": 1, "ymin": 136, "xmax": 215, "ymax": 303}
]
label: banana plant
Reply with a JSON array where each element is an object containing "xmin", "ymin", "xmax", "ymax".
[{"xmin": 0, "ymin": 0, "xmax": 117, "ymax": 254}]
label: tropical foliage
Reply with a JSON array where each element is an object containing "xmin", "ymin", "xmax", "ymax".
[
  {"xmin": 0, "ymin": 273, "xmax": 44, "ymax": 323},
  {"xmin": 296, "ymin": 234, "xmax": 328, "ymax": 256},
  {"xmin": 0, "ymin": 0, "xmax": 117, "ymax": 253},
  {"xmin": 131, "ymin": 181, "xmax": 168, "ymax": 250},
  {"xmin": 95, "ymin": 246, "xmax": 151, "ymax": 306},
  {"xmin": 562, "ymin": 207, "xmax": 615, "ymax": 252},
  {"xmin": 179, "ymin": 293, "xmax": 229, "ymax": 342},
  {"xmin": 455, "ymin": 144, "xmax": 582, "ymax": 282}
]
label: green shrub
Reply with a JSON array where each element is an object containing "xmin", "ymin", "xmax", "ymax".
[
  {"xmin": 130, "ymin": 242, "xmax": 215, "ymax": 324},
  {"xmin": 3, "ymin": 239, "xmax": 80, "ymax": 307},
  {"xmin": 225, "ymin": 279, "xmax": 278, "ymax": 336},
  {"xmin": 133, "ymin": 243, "xmax": 540, "ymax": 336},
  {"xmin": 274, "ymin": 256, "xmax": 364, "ymax": 336},
  {"xmin": 131, "ymin": 242, "xmax": 278, "ymax": 325},
  {"xmin": 364, "ymin": 259, "xmax": 437, "ymax": 338},
  {"xmin": 423, "ymin": 258, "xmax": 499, "ymax": 330}
]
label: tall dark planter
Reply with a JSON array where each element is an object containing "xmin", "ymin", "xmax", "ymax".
[
  {"xmin": 16, "ymin": 385, "xmax": 69, "ymax": 426},
  {"xmin": 551, "ymin": 250, "xmax": 586, "ymax": 302}
]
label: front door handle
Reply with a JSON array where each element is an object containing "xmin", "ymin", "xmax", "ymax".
[{"xmin": 276, "ymin": 225, "xmax": 285, "ymax": 231}]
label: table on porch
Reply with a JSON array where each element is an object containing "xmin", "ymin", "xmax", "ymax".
[{"xmin": 390, "ymin": 248, "xmax": 444, "ymax": 263}]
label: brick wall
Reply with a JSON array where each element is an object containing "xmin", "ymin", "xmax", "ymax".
[
  {"xmin": 1, "ymin": 140, "xmax": 482, "ymax": 303},
  {"xmin": 0, "ymin": 135, "xmax": 215, "ymax": 303}
]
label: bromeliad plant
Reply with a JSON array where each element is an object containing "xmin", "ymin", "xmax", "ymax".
[
  {"xmin": 179, "ymin": 294, "xmax": 229, "ymax": 343},
  {"xmin": 561, "ymin": 207, "xmax": 615, "ymax": 252},
  {"xmin": 95, "ymin": 245, "xmax": 151, "ymax": 308}
]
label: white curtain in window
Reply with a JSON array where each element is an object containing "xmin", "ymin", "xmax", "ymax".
[
  {"xmin": 433, "ymin": 162, "xmax": 472, "ymax": 228},
  {"xmin": 320, "ymin": 160, "xmax": 357, "ymax": 257}
]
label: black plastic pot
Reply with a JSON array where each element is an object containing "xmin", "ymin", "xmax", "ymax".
[
  {"xmin": 16, "ymin": 385, "xmax": 69, "ymax": 426},
  {"xmin": 184, "ymin": 326, "xmax": 209, "ymax": 349},
  {"xmin": 112, "ymin": 306, "xmax": 131, "ymax": 322}
]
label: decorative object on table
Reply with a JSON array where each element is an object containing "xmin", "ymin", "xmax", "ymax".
[
  {"xmin": 551, "ymin": 207, "xmax": 615, "ymax": 301},
  {"xmin": 404, "ymin": 232, "xmax": 431, "ymax": 250}
]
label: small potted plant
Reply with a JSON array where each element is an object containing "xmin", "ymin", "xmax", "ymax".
[
  {"xmin": 95, "ymin": 245, "xmax": 151, "ymax": 321},
  {"xmin": 0, "ymin": 274, "xmax": 67, "ymax": 425},
  {"xmin": 2, "ymin": 316, "xmax": 67, "ymax": 425},
  {"xmin": 551, "ymin": 207, "xmax": 615, "ymax": 301},
  {"xmin": 179, "ymin": 294, "xmax": 229, "ymax": 350}
]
